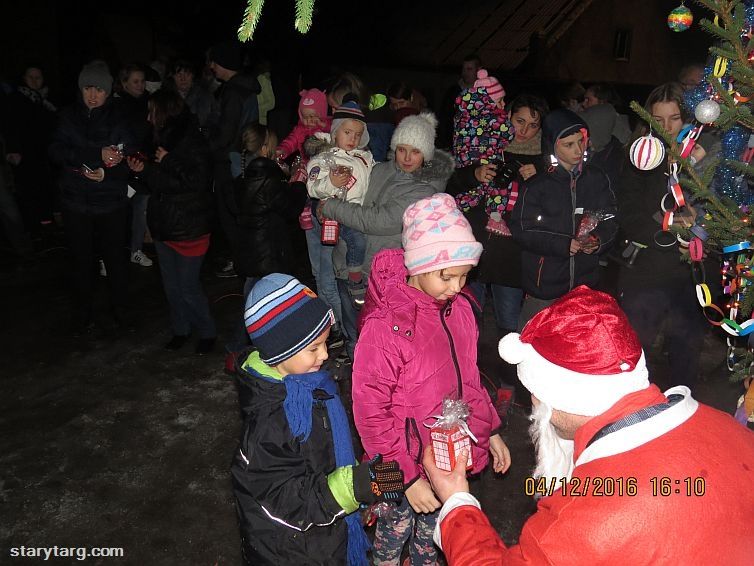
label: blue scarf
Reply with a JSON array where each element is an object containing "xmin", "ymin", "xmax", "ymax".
[{"xmin": 283, "ymin": 370, "xmax": 370, "ymax": 566}]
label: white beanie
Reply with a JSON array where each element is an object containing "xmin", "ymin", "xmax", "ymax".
[
  {"xmin": 391, "ymin": 111, "xmax": 438, "ymax": 162},
  {"xmin": 498, "ymin": 286, "xmax": 650, "ymax": 416}
]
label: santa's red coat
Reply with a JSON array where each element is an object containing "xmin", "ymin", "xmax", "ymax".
[{"xmin": 438, "ymin": 385, "xmax": 754, "ymax": 565}]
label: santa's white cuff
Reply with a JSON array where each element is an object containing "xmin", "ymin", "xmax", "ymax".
[{"xmin": 433, "ymin": 492, "xmax": 481, "ymax": 550}]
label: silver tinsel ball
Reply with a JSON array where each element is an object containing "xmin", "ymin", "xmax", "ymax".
[{"xmin": 694, "ymin": 99, "xmax": 721, "ymax": 124}]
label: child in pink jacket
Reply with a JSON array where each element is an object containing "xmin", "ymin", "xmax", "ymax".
[
  {"xmin": 352, "ymin": 193, "xmax": 511, "ymax": 565},
  {"xmin": 276, "ymin": 88, "xmax": 332, "ymax": 161}
]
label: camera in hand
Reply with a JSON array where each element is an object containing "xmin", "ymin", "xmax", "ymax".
[{"xmin": 493, "ymin": 161, "xmax": 519, "ymax": 187}]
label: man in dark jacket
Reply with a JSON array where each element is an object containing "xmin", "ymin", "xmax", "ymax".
[
  {"xmin": 207, "ymin": 41, "xmax": 261, "ymax": 278},
  {"xmin": 510, "ymin": 109, "xmax": 616, "ymax": 329}
]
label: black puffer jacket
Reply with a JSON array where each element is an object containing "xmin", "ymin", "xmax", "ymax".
[
  {"xmin": 143, "ymin": 112, "xmax": 213, "ymax": 241},
  {"xmin": 231, "ymin": 351, "xmax": 348, "ymax": 565},
  {"xmin": 49, "ymin": 98, "xmax": 134, "ymax": 214},
  {"xmin": 511, "ymin": 164, "xmax": 617, "ymax": 299},
  {"xmin": 231, "ymin": 157, "xmax": 306, "ymax": 278}
]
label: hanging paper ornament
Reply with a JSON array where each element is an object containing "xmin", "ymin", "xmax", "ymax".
[
  {"xmin": 630, "ymin": 134, "xmax": 666, "ymax": 170},
  {"xmin": 695, "ymin": 99, "xmax": 721, "ymax": 124},
  {"xmin": 668, "ymin": 2, "xmax": 693, "ymax": 32}
]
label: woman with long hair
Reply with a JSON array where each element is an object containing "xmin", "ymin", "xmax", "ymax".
[
  {"xmin": 127, "ymin": 90, "xmax": 216, "ymax": 354},
  {"xmin": 617, "ymin": 82, "xmax": 710, "ymax": 389}
]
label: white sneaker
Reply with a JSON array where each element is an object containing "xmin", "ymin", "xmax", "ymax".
[
  {"xmin": 131, "ymin": 250, "xmax": 153, "ymax": 267},
  {"xmin": 98, "ymin": 259, "xmax": 107, "ymax": 277}
]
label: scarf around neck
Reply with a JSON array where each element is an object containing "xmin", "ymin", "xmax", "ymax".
[{"xmin": 279, "ymin": 369, "xmax": 370, "ymax": 565}]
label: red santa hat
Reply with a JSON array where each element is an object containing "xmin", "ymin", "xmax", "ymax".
[{"xmin": 498, "ymin": 286, "xmax": 650, "ymax": 416}]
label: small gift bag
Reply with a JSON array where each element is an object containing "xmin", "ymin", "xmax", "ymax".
[
  {"xmin": 320, "ymin": 219, "xmax": 340, "ymax": 245},
  {"xmin": 428, "ymin": 399, "xmax": 478, "ymax": 471},
  {"xmin": 576, "ymin": 209, "xmax": 615, "ymax": 244}
]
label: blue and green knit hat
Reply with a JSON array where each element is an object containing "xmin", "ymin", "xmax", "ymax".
[{"xmin": 244, "ymin": 274, "xmax": 334, "ymax": 365}]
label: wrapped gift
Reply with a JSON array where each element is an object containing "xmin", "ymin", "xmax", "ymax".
[{"xmin": 429, "ymin": 399, "xmax": 478, "ymax": 472}]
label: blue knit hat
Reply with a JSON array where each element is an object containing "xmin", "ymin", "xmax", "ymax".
[{"xmin": 244, "ymin": 274, "xmax": 334, "ymax": 365}]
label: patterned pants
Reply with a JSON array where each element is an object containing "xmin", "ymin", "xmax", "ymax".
[{"xmin": 372, "ymin": 500, "xmax": 439, "ymax": 565}]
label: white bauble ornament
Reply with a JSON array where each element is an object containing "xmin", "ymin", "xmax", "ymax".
[
  {"xmin": 694, "ymin": 99, "xmax": 721, "ymax": 124},
  {"xmin": 630, "ymin": 134, "xmax": 665, "ymax": 170}
]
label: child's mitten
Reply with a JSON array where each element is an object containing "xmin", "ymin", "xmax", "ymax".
[{"xmin": 353, "ymin": 454, "xmax": 404, "ymax": 504}]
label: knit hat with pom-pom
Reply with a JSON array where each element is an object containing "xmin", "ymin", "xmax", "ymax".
[
  {"xmin": 498, "ymin": 286, "xmax": 649, "ymax": 416},
  {"xmin": 473, "ymin": 69, "xmax": 505, "ymax": 103},
  {"xmin": 390, "ymin": 111, "xmax": 438, "ymax": 162}
]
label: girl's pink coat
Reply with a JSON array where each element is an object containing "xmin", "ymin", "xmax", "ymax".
[
  {"xmin": 276, "ymin": 117, "xmax": 333, "ymax": 160},
  {"xmin": 352, "ymin": 248, "xmax": 501, "ymax": 483}
]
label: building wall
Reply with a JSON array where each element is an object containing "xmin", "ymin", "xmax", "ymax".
[{"xmin": 523, "ymin": 0, "xmax": 711, "ymax": 85}]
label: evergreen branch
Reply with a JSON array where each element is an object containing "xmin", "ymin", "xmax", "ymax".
[
  {"xmin": 237, "ymin": 0, "xmax": 265, "ymax": 42},
  {"xmin": 294, "ymin": 0, "xmax": 315, "ymax": 33}
]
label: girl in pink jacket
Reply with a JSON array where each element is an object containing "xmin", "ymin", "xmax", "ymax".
[
  {"xmin": 275, "ymin": 88, "xmax": 332, "ymax": 161},
  {"xmin": 352, "ymin": 193, "xmax": 511, "ymax": 565}
]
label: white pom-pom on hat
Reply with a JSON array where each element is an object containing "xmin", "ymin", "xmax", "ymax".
[{"xmin": 498, "ymin": 333, "xmax": 528, "ymax": 365}]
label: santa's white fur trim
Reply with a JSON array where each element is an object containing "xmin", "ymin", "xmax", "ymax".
[{"xmin": 498, "ymin": 338, "xmax": 650, "ymax": 416}]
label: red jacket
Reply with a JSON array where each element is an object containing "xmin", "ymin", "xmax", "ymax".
[
  {"xmin": 438, "ymin": 385, "xmax": 754, "ymax": 565},
  {"xmin": 352, "ymin": 249, "xmax": 501, "ymax": 484}
]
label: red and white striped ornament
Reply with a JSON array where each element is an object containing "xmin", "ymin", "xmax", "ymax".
[{"xmin": 630, "ymin": 134, "xmax": 665, "ymax": 170}]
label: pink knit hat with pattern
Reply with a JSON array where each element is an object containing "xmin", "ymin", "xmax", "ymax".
[
  {"xmin": 473, "ymin": 69, "xmax": 505, "ymax": 103},
  {"xmin": 402, "ymin": 193, "xmax": 483, "ymax": 276},
  {"xmin": 298, "ymin": 88, "xmax": 327, "ymax": 122}
]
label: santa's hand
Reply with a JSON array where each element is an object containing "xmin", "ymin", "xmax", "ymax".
[
  {"xmin": 405, "ymin": 477, "xmax": 441, "ymax": 514},
  {"xmin": 422, "ymin": 445, "xmax": 470, "ymax": 505},
  {"xmin": 489, "ymin": 434, "xmax": 511, "ymax": 473}
]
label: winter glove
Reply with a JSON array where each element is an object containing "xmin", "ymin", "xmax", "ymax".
[{"xmin": 353, "ymin": 454, "xmax": 404, "ymax": 504}]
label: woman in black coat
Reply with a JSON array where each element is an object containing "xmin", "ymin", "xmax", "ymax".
[
  {"xmin": 446, "ymin": 94, "xmax": 549, "ymax": 334},
  {"xmin": 127, "ymin": 90, "xmax": 216, "ymax": 353},
  {"xmin": 49, "ymin": 61, "xmax": 133, "ymax": 333}
]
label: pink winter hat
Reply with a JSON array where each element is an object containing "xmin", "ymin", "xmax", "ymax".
[
  {"xmin": 402, "ymin": 193, "xmax": 483, "ymax": 276},
  {"xmin": 298, "ymin": 88, "xmax": 327, "ymax": 122},
  {"xmin": 473, "ymin": 69, "xmax": 505, "ymax": 103}
]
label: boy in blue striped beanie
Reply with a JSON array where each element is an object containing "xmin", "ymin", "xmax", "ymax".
[{"xmin": 232, "ymin": 273, "xmax": 405, "ymax": 565}]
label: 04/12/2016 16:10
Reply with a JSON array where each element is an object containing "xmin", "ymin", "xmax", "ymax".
[{"xmin": 524, "ymin": 476, "xmax": 707, "ymax": 497}]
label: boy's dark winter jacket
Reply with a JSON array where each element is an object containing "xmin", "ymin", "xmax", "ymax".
[
  {"xmin": 49, "ymin": 98, "xmax": 134, "ymax": 214},
  {"xmin": 510, "ymin": 164, "xmax": 617, "ymax": 300},
  {"xmin": 231, "ymin": 157, "xmax": 306, "ymax": 278},
  {"xmin": 231, "ymin": 351, "xmax": 348, "ymax": 565},
  {"xmin": 143, "ymin": 112, "xmax": 213, "ymax": 241}
]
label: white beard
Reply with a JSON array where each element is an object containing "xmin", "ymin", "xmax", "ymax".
[{"xmin": 529, "ymin": 402, "xmax": 575, "ymax": 492}]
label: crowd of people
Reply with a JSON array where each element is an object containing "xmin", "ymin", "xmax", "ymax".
[{"xmin": 2, "ymin": 43, "xmax": 753, "ymax": 564}]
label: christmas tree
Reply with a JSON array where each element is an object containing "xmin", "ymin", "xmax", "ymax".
[{"xmin": 629, "ymin": 0, "xmax": 754, "ymax": 422}]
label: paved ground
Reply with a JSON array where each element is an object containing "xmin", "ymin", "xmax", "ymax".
[{"xmin": 0, "ymin": 230, "xmax": 745, "ymax": 565}]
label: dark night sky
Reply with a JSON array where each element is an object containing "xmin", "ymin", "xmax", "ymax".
[{"xmin": 1, "ymin": 0, "xmax": 716, "ymax": 109}]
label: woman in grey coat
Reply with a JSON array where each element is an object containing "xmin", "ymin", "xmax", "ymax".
[{"xmin": 319, "ymin": 112, "xmax": 454, "ymax": 358}]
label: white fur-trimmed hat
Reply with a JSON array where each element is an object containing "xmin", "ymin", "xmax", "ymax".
[
  {"xmin": 390, "ymin": 111, "xmax": 438, "ymax": 162},
  {"xmin": 498, "ymin": 286, "xmax": 650, "ymax": 416}
]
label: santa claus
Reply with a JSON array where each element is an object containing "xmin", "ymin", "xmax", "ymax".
[{"xmin": 426, "ymin": 285, "xmax": 754, "ymax": 565}]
